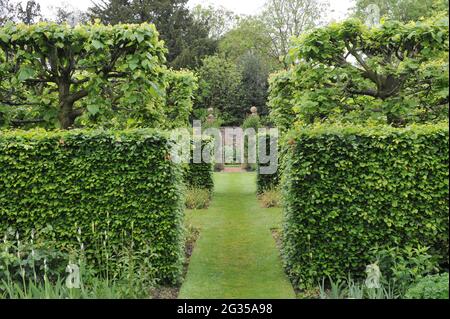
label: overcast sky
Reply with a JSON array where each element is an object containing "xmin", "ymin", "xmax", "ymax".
[{"xmin": 24, "ymin": 0, "xmax": 355, "ymax": 21}]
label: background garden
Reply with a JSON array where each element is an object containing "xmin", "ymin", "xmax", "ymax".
[{"xmin": 0, "ymin": 0, "xmax": 449, "ymax": 299}]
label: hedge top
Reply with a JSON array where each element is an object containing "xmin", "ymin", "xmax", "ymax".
[
  {"xmin": 0, "ymin": 127, "xmax": 171, "ymax": 142},
  {"xmin": 285, "ymin": 122, "xmax": 450, "ymax": 140}
]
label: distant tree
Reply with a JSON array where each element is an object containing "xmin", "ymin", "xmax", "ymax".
[
  {"xmin": 51, "ymin": 3, "xmax": 89, "ymax": 25},
  {"xmin": 16, "ymin": 0, "xmax": 42, "ymax": 24},
  {"xmin": 191, "ymin": 4, "xmax": 239, "ymax": 40},
  {"xmin": 0, "ymin": 0, "xmax": 15, "ymax": 25},
  {"xmin": 219, "ymin": 17, "xmax": 281, "ymax": 71},
  {"xmin": 261, "ymin": 0, "xmax": 328, "ymax": 60},
  {"xmin": 353, "ymin": 0, "xmax": 449, "ymax": 22},
  {"xmin": 195, "ymin": 55, "xmax": 242, "ymax": 125},
  {"xmin": 237, "ymin": 52, "xmax": 270, "ymax": 116},
  {"xmin": 89, "ymin": 0, "xmax": 134, "ymax": 24},
  {"xmin": 89, "ymin": 0, "xmax": 216, "ymax": 69}
]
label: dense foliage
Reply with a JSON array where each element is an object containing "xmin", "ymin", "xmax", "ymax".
[
  {"xmin": 0, "ymin": 129, "xmax": 185, "ymax": 284},
  {"xmin": 273, "ymin": 17, "xmax": 449, "ymax": 127},
  {"xmin": 164, "ymin": 69, "xmax": 197, "ymax": 129},
  {"xmin": 0, "ymin": 22, "xmax": 168, "ymax": 129},
  {"xmin": 194, "ymin": 55, "xmax": 242, "ymax": 125},
  {"xmin": 405, "ymin": 273, "xmax": 449, "ymax": 299},
  {"xmin": 267, "ymin": 69, "xmax": 297, "ymax": 133},
  {"xmin": 183, "ymin": 137, "xmax": 214, "ymax": 192},
  {"xmin": 89, "ymin": 0, "xmax": 217, "ymax": 69},
  {"xmin": 281, "ymin": 123, "xmax": 449, "ymax": 288},
  {"xmin": 352, "ymin": 0, "xmax": 449, "ymax": 22},
  {"xmin": 256, "ymin": 132, "xmax": 280, "ymax": 194}
]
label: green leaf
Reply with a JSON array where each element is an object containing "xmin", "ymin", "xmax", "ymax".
[
  {"xmin": 17, "ymin": 66, "xmax": 35, "ymax": 82},
  {"xmin": 87, "ymin": 104, "xmax": 100, "ymax": 115},
  {"xmin": 91, "ymin": 39, "xmax": 104, "ymax": 50}
]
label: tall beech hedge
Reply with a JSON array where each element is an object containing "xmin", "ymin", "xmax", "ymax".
[
  {"xmin": 282, "ymin": 123, "xmax": 449, "ymax": 288},
  {"xmin": 184, "ymin": 137, "xmax": 214, "ymax": 192},
  {"xmin": 256, "ymin": 133, "xmax": 280, "ymax": 194},
  {"xmin": 0, "ymin": 129, "xmax": 185, "ymax": 283},
  {"xmin": 164, "ymin": 70, "xmax": 198, "ymax": 129}
]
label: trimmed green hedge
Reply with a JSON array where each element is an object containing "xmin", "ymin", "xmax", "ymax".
[
  {"xmin": 257, "ymin": 133, "xmax": 280, "ymax": 194},
  {"xmin": 164, "ymin": 70, "xmax": 198, "ymax": 129},
  {"xmin": 184, "ymin": 137, "xmax": 214, "ymax": 192},
  {"xmin": 281, "ymin": 123, "xmax": 449, "ymax": 288},
  {"xmin": 0, "ymin": 129, "xmax": 185, "ymax": 284}
]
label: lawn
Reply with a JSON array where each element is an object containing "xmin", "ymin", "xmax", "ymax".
[{"xmin": 179, "ymin": 172, "xmax": 295, "ymax": 299}]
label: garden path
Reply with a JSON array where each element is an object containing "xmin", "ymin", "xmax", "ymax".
[{"xmin": 179, "ymin": 172, "xmax": 295, "ymax": 299}]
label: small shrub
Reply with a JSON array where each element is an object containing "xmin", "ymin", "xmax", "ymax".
[
  {"xmin": 185, "ymin": 188, "xmax": 211, "ymax": 210},
  {"xmin": 259, "ymin": 189, "xmax": 281, "ymax": 208},
  {"xmin": 242, "ymin": 115, "xmax": 261, "ymax": 131},
  {"xmin": 372, "ymin": 245, "xmax": 439, "ymax": 294},
  {"xmin": 405, "ymin": 273, "xmax": 449, "ymax": 299}
]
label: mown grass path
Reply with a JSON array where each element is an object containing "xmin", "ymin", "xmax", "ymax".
[{"xmin": 179, "ymin": 172, "xmax": 295, "ymax": 299}]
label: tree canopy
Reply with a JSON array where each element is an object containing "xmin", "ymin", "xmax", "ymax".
[
  {"xmin": 0, "ymin": 22, "xmax": 168, "ymax": 129},
  {"xmin": 89, "ymin": 0, "xmax": 217, "ymax": 69},
  {"xmin": 262, "ymin": 0, "xmax": 327, "ymax": 60},
  {"xmin": 353, "ymin": 0, "xmax": 449, "ymax": 22},
  {"xmin": 269, "ymin": 17, "xmax": 449, "ymax": 128},
  {"xmin": 194, "ymin": 55, "xmax": 242, "ymax": 125}
]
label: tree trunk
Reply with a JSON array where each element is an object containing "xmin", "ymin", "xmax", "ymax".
[{"xmin": 58, "ymin": 81, "xmax": 74, "ymax": 129}]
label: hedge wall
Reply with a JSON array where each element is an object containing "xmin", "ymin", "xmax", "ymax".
[
  {"xmin": 0, "ymin": 129, "xmax": 185, "ymax": 284},
  {"xmin": 282, "ymin": 123, "xmax": 449, "ymax": 288},
  {"xmin": 257, "ymin": 132, "xmax": 280, "ymax": 194},
  {"xmin": 183, "ymin": 137, "xmax": 214, "ymax": 192},
  {"xmin": 267, "ymin": 69, "xmax": 297, "ymax": 133},
  {"xmin": 164, "ymin": 70, "xmax": 198, "ymax": 129}
]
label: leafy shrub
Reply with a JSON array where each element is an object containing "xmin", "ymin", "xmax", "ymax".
[
  {"xmin": 0, "ymin": 227, "xmax": 68, "ymax": 285},
  {"xmin": 282, "ymin": 123, "xmax": 449, "ymax": 288},
  {"xmin": 185, "ymin": 188, "xmax": 211, "ymax": 210},
  {"xmin": 267, "ymin": 69, "xmax": 297, "ymax": 133},
  {"xmin": 0, "ymin": 129, "xmax": 185, "ymax": 284},
  {"xmin": 259, "ymin": 189, "xmax": 281, "ymax": 208},
  {"xmin": 242, "ymin": 115, "xmax": 261, "ymax": 132},
  {"xmin": 0, "ymin": 229, "xmax": 158, "ymax": 299},
  {"xmin": 372, "ymin": 245, "xmax": 439, "ymax": 294},
  {"xmin": 405, "ymin": 273, "xmax": 449, "ymax": 299}
]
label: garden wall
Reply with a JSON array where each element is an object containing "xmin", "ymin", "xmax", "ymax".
[
  {"xmin": 281, "ymin": 123, "xmax": 449, "ymax": 288},
  {"xmin": 0, "ymin": 129, "xmax": 185, "ymax": 284}
]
